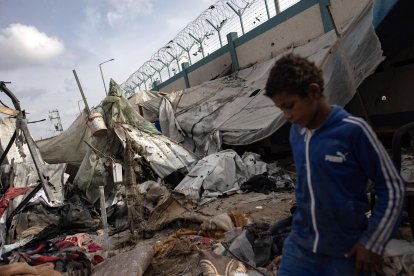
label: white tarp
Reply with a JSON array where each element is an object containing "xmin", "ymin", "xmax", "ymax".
[
  {"xmin": 37, "ymin": 112, "xmax": 91, "ymax": 165},
  {"xmin": 128, "ymin": 91, "xmax": 164, "ymax": 122},
  {"xmin": 0, "ymin": 117, "xmax": 68, "ymax": 206},
  {"xmin": 0, "ymin": 118, "xmax": 32, "ymax": 164},
  {"xmin": 10, "ymin": 163, "xmax": 68, "ymax": 208},
  {"xmin": 174, "ymin": 150, "xmax": 248, "ymax": 202},
  {"xmin": 174, "ymin": 149, "xmax": 267, "ymax": 202},
  {"xmin": 128, "ymin": 90, "xmax": 183, "ymax": 123},
  {"xmin": 114, "ymin": 124, "xmax": 196, "ymax": 178},
  {"xmin": 142, "ymin": 1, "xmax": 382, "ymax": 157}
]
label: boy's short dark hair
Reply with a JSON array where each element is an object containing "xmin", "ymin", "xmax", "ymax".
[{"xmin": 265, "ymin": 53, "xmax": 324, "ymax": 98}]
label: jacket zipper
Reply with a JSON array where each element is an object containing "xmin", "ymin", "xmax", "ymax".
[{"xmin": 305, "ymin": 129, "xmax": 319, "ymax": 253}]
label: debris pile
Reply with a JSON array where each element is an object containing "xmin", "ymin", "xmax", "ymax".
[
  {"xmin": 0, "ymin": 81, "xmax": 298, "ymax": 275},
  {"xmin": 0, "ymin": 67, "xmax": 413, "ymax": 275}
]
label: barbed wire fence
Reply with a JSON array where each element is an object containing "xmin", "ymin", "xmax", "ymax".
[{"xmin": 121, "ymin": 0, "xmax": 300, "ymax": 96}]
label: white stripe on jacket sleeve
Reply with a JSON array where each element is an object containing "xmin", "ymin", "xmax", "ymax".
[{"xmin": 343, "ymin": 117, "xmax": 404, "ymax": 253}]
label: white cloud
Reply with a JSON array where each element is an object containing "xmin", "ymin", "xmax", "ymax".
[
  {"xmin": 0, "ymin": 24, "xmax": 65, "ymax": 70},
  {"xmin": 85, "ymin": 8, "xmax": 103, "ymax": 29},
  {"xmin": 106, "ymin": 0, "xmax": 153, "ymax": 27}
]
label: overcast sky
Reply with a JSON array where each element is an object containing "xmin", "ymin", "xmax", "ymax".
[{"xmin": 0, "ymin": 0, "xmax": 216, "ymax": 139}]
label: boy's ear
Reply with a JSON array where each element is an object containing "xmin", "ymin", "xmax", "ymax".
[{"xmin": 308, "ymin": 83, "xmax": 322, "ymax": 99}]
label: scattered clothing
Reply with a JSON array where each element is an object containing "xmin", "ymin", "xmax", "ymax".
[
  {"xmin": 382, "ymin": 239, "xmax": 414, "ymax": 275},
  {"xmin": 0, "ymin": 187, "xmax": 30, "ymax": 217},
  {"xmin": 2, "ymin": 239, "xmax": 92, "ymax": 275},
  {"xmin": 241, "ymin": 172, "xmax": 294, "ymax": 194},
  {"xmin": 199, "ymin": 250, "xmax": 246, "ymax": 276},
  {"xmin": 240, "ymin": 173, "xmax": 275, "ymax": 194},
  {"xmin": 91, "ymin": 254, "xmax": 104, "ymax": 266},
  {"xmin": 270, "ymin": 216, "xmax": 292, "ymax": 256},
  {"xmin": 0, "ymin": 262, "xmax": 62, "ymax": 276},
  {"xmin": 87, "ymin": 243, "xmax": 103, "ymax": 253},
  {"xmin": 64, "ymin": 233, "xmax": 92, "ymax": 251}
]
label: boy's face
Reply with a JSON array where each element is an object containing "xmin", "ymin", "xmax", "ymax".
[{"xmin": 270, "ymin": 85, "xmax": 322, "ymax": 129}]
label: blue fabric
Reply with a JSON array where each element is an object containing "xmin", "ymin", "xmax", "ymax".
[
  {"xmin": 278, "ymin": 237, "xmax": 372, "ymax": 276},
  {"xmin": 373, "ymin": 0, "xmax": 398, "ymax": 27},
  {"xmin": 153, "ymin": 120, "xmax": 161, "ymax": 132},
  {"xmin": 288, "ymin": 106, "xmax": 404, "ymax": 256}
]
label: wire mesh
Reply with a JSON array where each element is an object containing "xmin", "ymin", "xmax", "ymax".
[{"xmin": 121, "ymin": 0, "xmax": 301, "ymax": 94}]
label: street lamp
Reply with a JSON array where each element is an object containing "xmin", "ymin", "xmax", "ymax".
[{"xmin": 99, "ymin": 58, "xmax": 114, "ymax": 95}]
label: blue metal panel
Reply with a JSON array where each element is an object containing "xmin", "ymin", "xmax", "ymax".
[
  {"xmin": 373, "ymin": 0, "xmax": 399, "ymax": 27},
  {"xmin": 227, "ymin": 32, "xmax": 240, "ymax": 73},
  {"xmin": 181, "ymin": 62, "xmax": 190, "ymax": 88},
  {"xmin": 318, "ymin": 0, "xmax": 334, "ymax": 33}
]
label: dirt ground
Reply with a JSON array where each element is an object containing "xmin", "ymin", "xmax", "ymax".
[
  {"xmin": 198, "ymin": 191, "xmax": 295, "ymax": 224},
  {"xmin": 104, "ymin": 190, "xmax": 295, "ymax": 276}
]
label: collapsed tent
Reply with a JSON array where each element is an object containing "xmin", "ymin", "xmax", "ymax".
[
  {"xmin": 0, "ymin": 114, "xmax": 68, "ymax": 257},
  {"xmin": 0, "ymin": 119, "xmax": 68, "ymax": 211},
  {"xmin": 128, "ymin": 91, "xmax": 166, "ymax": 123},
  {"xmin": 37, "ymin": 80, "xmax": 197, "ymax": 203},
  {"xmin": 130, "ymin": 2, "xmax": 383, "ymax": 157}
]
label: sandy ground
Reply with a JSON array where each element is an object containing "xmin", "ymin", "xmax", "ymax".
[
  {"xmin": 198, "ymin": 191, "xmax": 295, "ymax": 224},
  {"xmin": 93, "ymin": 189, "xmax": 414, "ymax": 276},
  {"xmin": 101, "ymin": 190, "xmax": 295, "ymax": 276}
]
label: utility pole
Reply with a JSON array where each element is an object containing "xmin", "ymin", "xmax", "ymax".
[{"xmin": 49, "ymin": 109, "xmax": 63, "ymax": 132}]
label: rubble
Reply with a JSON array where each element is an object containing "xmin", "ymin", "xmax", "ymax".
[
  {"xmin": 0, "ymin": 80, "xmax": 296, "ymax": 276},
  {"xmin": 0, "ymin": 2, "xmax": 413, "ymax": 275}
]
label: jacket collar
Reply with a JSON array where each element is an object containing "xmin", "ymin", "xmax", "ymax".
[{"xmin": 299, "ymin": 105, "xmax": 347, "ymax": 136}]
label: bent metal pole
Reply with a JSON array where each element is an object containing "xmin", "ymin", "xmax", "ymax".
[{"xmin": 72, "ymin": 69, "xmax": 91, "ymax": 116}]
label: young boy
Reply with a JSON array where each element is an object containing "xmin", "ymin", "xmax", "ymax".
[{"xmin": 265, "ymin": 54, "xmax": 405, "ymax": 275}]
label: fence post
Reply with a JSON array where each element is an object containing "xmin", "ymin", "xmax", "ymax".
[
  {"xmin": 152, "ymin": 80, "xmax": 160, "ymax": 91},
  {"xmin": 226, "ymin": 32, "xmax": 239, "ymax": 73},
  {"xmin": 318, "ymin": 0, "xmax": 334, "ymax": 33},
  {"xmin": 264, "ymin": 0, "xmax": 270, "ymax": 19},
  {"xmin": 181, "ymin": 62, "xmax": 190, "ymax": 88},
  {"xmin": 274, "ymin": 0, "xmax": 280, "ymax": 14}
]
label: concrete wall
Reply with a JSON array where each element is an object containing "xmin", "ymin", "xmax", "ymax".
[
  {"xmin": 330, "ymin": 0, "xmax": 371, "ymax": 29},
  {"xmin": 159, "ymin": 74, "xmax": 186, "ymax": 92},
  {"xmin": 236, "ymin": 5, "xmax": 324, "ymax": 68},
  {"xmin": 188, "ymin": 53, "xmax": 232, "ymax": 87},
  {"xmin": 157, "ymin": 0, "xmax": 371, "ymax": 93}
]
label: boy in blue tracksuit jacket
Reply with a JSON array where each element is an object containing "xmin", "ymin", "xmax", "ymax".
[{"xmin": 265, "ymin": 54, "xmax": 405, "ymax": 275}]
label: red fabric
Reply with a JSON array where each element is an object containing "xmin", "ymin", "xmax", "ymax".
[
  {"xmin": 56, "ymin": 240, "xmax": 76, "ymax": 249},
  {"xmin": 0, "ymin": 187, "xmax": 30, "ymax": 216},
  {"xmin": 28, "ymin": 243, "xmax": 48, "ymax": 254},
  {"xmin": 87, "ymin": 243, "xmax": 103, "ymax": 253},
  {"xmin": 64, "ymin": 236, "xmax": 78, "ymax": 247},
  {"xmin": 91, "ymin": 254, "xmax": 104, "ymax": 265},
  {"xmin": 201, "ymin": 237, "xmax": 212, "ymax": 244},
  {"xmin": 33, "ymin": 255, "xmax": 60, "ymax": 264}
]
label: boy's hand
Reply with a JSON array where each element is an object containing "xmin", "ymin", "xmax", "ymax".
[{"xmin": 346, "ymin": 243, "xmax": 382, "ymax": 273}]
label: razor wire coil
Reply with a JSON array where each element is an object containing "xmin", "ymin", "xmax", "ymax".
[{"xmin": 121, "ymin": 0, "xmax": 300, "ymax": 96}]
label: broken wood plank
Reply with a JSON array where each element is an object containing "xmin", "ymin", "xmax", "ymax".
[{"xmin": 0, "ymin": 105, "xmax": 19, "ymax": 116}]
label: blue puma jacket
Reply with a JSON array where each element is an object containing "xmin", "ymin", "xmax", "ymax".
[{"xmin": 289, "ymin": 105, "xmax": 405, "ymax": 256}]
